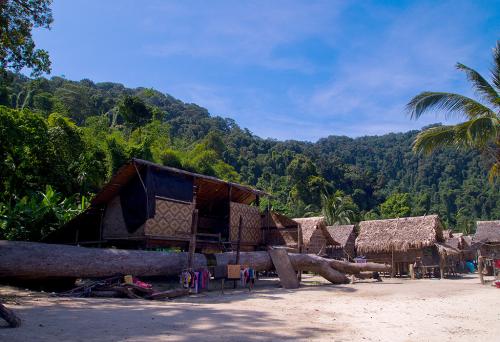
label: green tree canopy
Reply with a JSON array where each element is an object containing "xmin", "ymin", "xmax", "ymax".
[
  {"xmin": 0, "ymin": 0, "xmax": 53, "ymax": 76},
  {"xmin": 380, "ymin": 193, "xmax": 412, "ymax": 219}
]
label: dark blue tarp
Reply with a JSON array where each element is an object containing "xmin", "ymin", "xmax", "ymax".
[
  {"xmin": 120, "ymin": 165, "xmax": 194, "ymax": 233},
  {"xmin": 149, "ymin": 167, "xmax": 193, "ymax": 203}
]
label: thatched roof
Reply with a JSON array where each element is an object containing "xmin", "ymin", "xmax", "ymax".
[
  {"xmin": 262, "ymin": 211, "xmax": 300, "ymax": 248},
  {"xmin": 435, "ymin": 242, "xmax": 461, "ymax": 256},
  {"xmin": 445, "ymin": 236, "xmax": 462, "ymax": 250},
  {"xmin": 325, "ymin": 225, "xmax": 355, "ymax": 248},
  {"xmin": 262, "ymin": 211, "xmax": 298, "ymax": 229},
  {"xmin": 474, "ymin": 220, "xmax": 500, "ymax": 243},
  {"xmin": 356, "ymin": 215, "xmax": 444, "ymax": 254},
  {"xmin": 462, "ymin": 235, "xmax": 473, "ymax": 248},
  {"xmin": 293, "ymin": 216, "xmax": 339, "ymax": 247}
]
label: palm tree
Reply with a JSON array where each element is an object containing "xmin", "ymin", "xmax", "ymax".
[
  {"xmin": 320, "ymin": 193, "xmax": 354, "ymax": 225},
  {"xmin": 407, "ymin": 41, "xmax": 500, "ymax": 182}
]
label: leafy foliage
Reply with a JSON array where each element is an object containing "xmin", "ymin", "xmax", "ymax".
[
  {"xmin": 0, "ymin": 185, "xmax": 87, "ymax": 241},
  {"xmin": 0, "ymin": 70, "xmax": 499, "ymax": 241},
  {"xmin": 380, "ymin": 193, "xmax": 412, "ymax": 219},
  {"xmin": 408, "ymin": 42, "xmax": 500, "ymax": 181},
  {"xmin": 0, "ymin": 0, "xmax": 53, "ymax": 76},
  {"xmin": 320, "ymin": 192, "xmax": 357, "ymax": 225}
]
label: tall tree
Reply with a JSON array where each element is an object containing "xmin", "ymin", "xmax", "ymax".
[
  {"xmin": 0, "ymin": 0, "xmax": 53, "ymax": 76},
  {"xmin": 407, "ymin": 41, "xmax": 500, "ymax": 181},
  {"xmin": 380, "ymin": 193, "xmax": 412, "ymax": 219}
]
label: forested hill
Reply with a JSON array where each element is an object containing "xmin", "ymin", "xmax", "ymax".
[{"xmin": 0, "ymin": 73, "xmax": 498, "ymax": 240}]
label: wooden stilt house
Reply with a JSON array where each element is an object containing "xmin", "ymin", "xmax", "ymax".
[
  {"xmin": 356, "ymin": 215, "xmax": 459, "ymax": 277},
  {"xmin": 47, "ymin": 158, "xmax": 268, "ymax": 252},
  {"xmin": 473, "ymin": 220, "xmax": 500, "ymax": 258}
]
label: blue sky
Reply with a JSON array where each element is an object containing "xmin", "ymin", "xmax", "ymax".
[{"xmin": 33, "ymin": 0, "xmax": 500, "ymax": 141}]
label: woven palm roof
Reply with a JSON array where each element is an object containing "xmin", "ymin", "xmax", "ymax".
[
  {"xmin": 474, "ymin": 220, "xmax": 500, "ymax": 243},
  {"xmin": 262, "ymin": 211, "xmax": 298, "ymax": 229},
  {"xmin": 356, "ymin": 215, "xmax": 444, "ymax": 254},
  {"xmin": 462, "ymin": 235, "xmax": 473, "ymax": 248},
  {"xmin": 445, "ymin": 236, "xmax": 462, "ymax": 250},
  {"xmin": 325, "ymin": 225, "xmax": 355, "ymax": 248},
  {"xmin": 293, "ymin": 216, "xmax": 339, "ymax": 246}
]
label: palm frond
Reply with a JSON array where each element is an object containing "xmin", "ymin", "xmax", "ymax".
[
  {"xmin": 488, "ymin": 162, "xmax": 499, "ymax": 183},
  {"xmin": 407, "ymin": 92, "xmax": 495, "ymax": 120},
  {"xmin": 459, "ymin": 115, "xmax": 499, "ymax": 148},
  {"xmin": 456, "ymin": 63, "xmax": 499, "ymax": 107},
  {"xmin": 492, "ymin": 41, "xmax": 500, "ymax": 92},
  {"xmin": 412, "ymin": 125, "xmax": 457, "ymax": 155}
]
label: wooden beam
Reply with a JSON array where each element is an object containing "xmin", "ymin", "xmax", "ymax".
[{"xmin": 187, "ymin": 209, "xmax": 199, "ymax": 270}]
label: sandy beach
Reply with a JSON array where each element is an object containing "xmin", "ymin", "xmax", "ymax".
[{"xmin": 1, "ymin": 274, "xmax": 499, "ymax": 342}]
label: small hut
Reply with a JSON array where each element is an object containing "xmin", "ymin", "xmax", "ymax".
[
  {"xmin": 293, "ymin": 217, "xmax": 339, "ymax": 255},
  {"xmin": 46, "ymin": 158, "xmax": 268, "ymax": 252},
  {"xmin": 324, "ymin": 225, "xmax": 356, "ymax": 261},
  {"xmin": 261, "ymin": 211, "xmax": 302, "ymax": 252},
  {"xmin": 473, "ymin": 220, "xmax": 500, "ymax": 258},
  {"xmin": 356, "ymin": 215, "xmax": 458, "ymax": 277}
]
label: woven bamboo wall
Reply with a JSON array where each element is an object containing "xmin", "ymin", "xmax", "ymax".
[
  {"xmin": 229, "ymin": 202, "xmax": 261, "ymax": 244},
  {"xmin": 144, "ymin": 198, "xmax": 194, "ymax": 239}
]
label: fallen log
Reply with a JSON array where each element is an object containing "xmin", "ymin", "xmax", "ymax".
[
  {"xmin": 0, "ymin": 240, "xmax": 388, "ymax": 285},
  {"xmin": 0, "ymin": 303, "xmax": 21, "ymax": 328},
  {"xmin": 327, "ymin": 259, "xmax": 391, "ymax": 274}
]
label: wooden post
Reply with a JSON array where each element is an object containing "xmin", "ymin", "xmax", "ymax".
[
  {"xmin": 409, "ymin": 264, "xmax": 415, "ymax": 280},
  {"xmin": 478, "ymin": 256, "xmax": 484, "ymax": 285},
  {"xmin": 297, "ymin": 223, "xmax": 303, "ymax": 281},
  {"xmin": 236, "ymin": 216, "xmax": 243, "ymax": 264},
  {"xmin": 233, "ymin": 215, "xmax": 243, "ymax": 289},
  {"xmin": 391, "ymin": 246, "xmax": 395, "ymax": 278},
  {"xmin": 439, "ymin": 255, "xmax": 445, "ymax": 279},
  {"xmin": 187, "ymin": 209, "xmax": 199, "ymax": 270},
  {"xmin": 228, "ymin": 185, "xmax": 232, "ymax": 245}
]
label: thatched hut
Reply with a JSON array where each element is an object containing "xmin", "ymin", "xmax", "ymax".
[
  {"xmin": 46, "ymin": 158, "xmax": 268, "ymax": 252},
  {"xmin": 356, "ymin": 215, "xmax": 458, "ymax": 277},
  {"xmin": 293, "ymin": 217, "xmax": 339, "ymax": 255},
  {"xmin": 324, "ymin": 225, "xmax": 356, "ymax": 261},
  {"xmin": 262, "ymin": 211, "xmax": 302, "ymax": 252},
  {"xmin": 473, "ymin": 220, "xmax": 500, "ymax": 258}
]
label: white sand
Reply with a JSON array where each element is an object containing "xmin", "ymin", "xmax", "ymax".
[{"xmin": 1, "ymin": 275, "xmax": 499, "ymax": 341}]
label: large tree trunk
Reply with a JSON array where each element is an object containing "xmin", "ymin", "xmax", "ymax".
[
  {"xmin": 0, "ymin": 241, "xmax": 389, "ymax": 285},
  {"xmin": 0, "ymin": 303, "xmax": 21, "ymax": 328}
]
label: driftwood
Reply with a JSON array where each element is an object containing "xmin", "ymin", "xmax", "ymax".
[
  {"xmin": 0, "ymin": 303, "xmax": 21, "ymax": 328},
  {"xmin": 0, "ymin": 240, "xmax": 389, "ymax": 285}
]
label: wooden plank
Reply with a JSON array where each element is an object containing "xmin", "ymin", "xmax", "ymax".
[{"xmin": 269, "ymin": 248, "xmax": 300, "ymax": 289}]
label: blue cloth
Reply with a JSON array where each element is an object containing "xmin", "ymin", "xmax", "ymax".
[{"xmin": 466, "ymin": 261, "xmax": 475, "ymax": 273}]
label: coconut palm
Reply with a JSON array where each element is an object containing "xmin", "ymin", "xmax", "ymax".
[
  {"xmin": 407, "ymin": 41, "xmax": 500, "ymax": 182},
  {"xmin": 320, "ymin": 193, "xmax": 354, "ymax": 225}
]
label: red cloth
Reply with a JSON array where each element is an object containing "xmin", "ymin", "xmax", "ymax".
[{"xmin": 495, "ymin": 259, "xmax": 500, "ymax": 269}]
